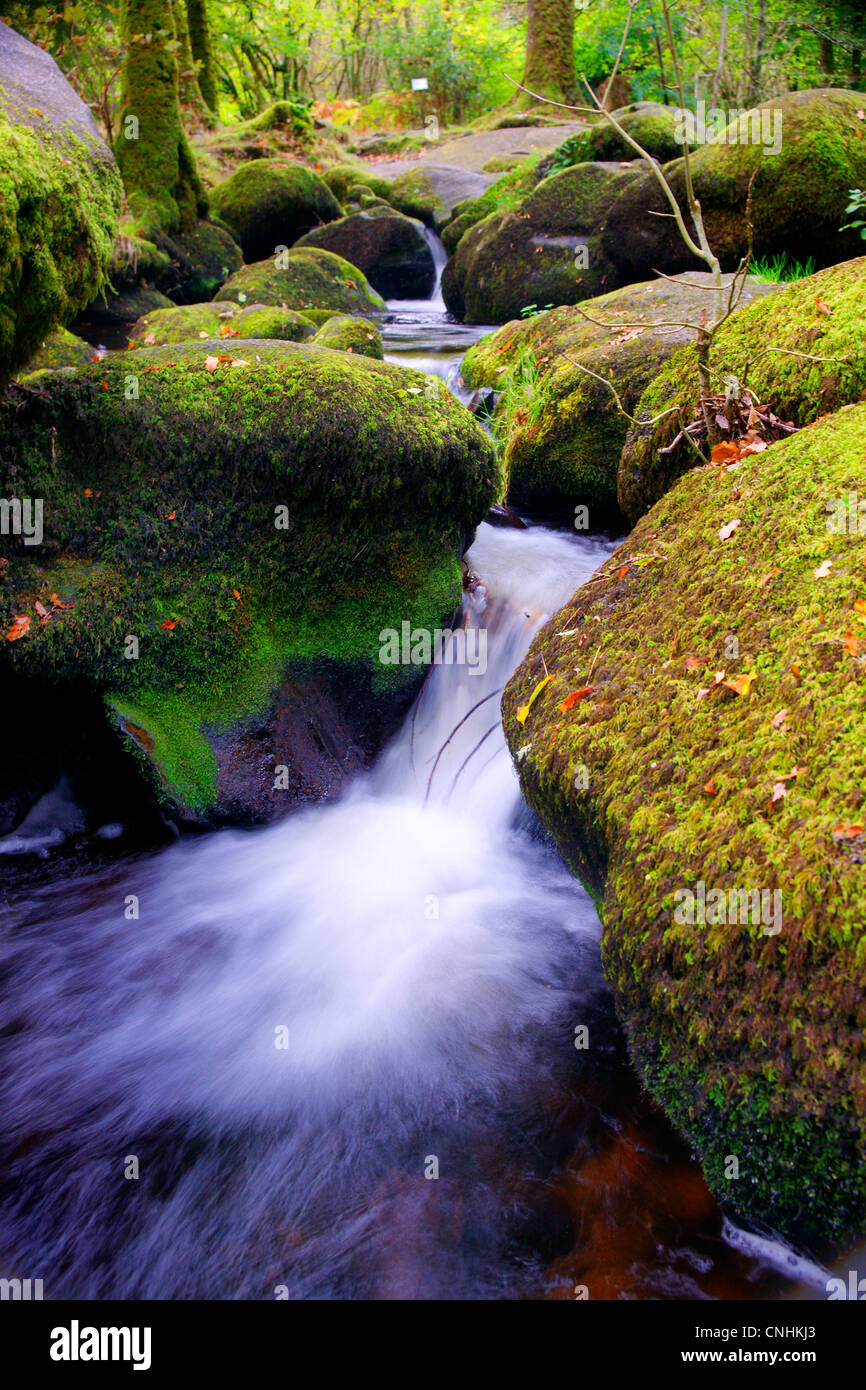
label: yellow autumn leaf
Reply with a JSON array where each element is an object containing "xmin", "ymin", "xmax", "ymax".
[{"xmin": 516, "ymin": 673, "xmax": 554, "ymax": 725}]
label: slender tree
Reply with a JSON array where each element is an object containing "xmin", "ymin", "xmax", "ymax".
[
  {"xmin": 186, "ymin": 0, "xmax": 219, "ymax": 113},
  {"xmin": 519, "ymin": 0, "xmax": 575, "ymax": 105},
  {"xmin": 115, "ymin": 0, "xmax": 208, "ymax": 238}
]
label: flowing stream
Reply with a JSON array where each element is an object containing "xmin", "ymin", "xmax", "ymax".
[{"xmin": 0, "ymin": 242, "xmax": 828, "ymax": 1300}]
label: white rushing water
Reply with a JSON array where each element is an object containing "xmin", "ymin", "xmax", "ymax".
[{"xmin": 0, "ymin": 521, "xmax": 618, "ymax": 1299}]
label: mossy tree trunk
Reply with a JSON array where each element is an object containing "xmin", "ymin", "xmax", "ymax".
[
  {"xmin": 172, "ymin": 0, "xmax": 205, "ymax": 109},
  {"xmin": 115, "ymin": 0, "xmax": 208, "ymax": 238},
  {"xmin": 186, "ymin": 0, "xmax": 219, "ymax": 114},
  {"xmin": 519, "ymin": 0, "xmax": 575, "ymax": 106}
]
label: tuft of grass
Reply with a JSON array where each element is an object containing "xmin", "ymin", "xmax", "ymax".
[{"xmin": 750, "ymin": 252, "xmax": 816, "ymax": 283}]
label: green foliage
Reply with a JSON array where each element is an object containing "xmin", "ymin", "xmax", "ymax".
[
  {"xmin": 750, "ymin": 252, "xmax": 817, "ymax": 282},
  {"xmin": 841, "ymin": 189, "xmax": 866, "ymax": 240}
]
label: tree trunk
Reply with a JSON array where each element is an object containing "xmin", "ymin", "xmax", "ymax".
[
  {"xmin": 186, "ymin": 0, "xmax": 219, "ymax": 113},
  {"xmin": 115, "ymin": 0, "xmax": 208, "ymax": 238},
  {"xmin": 172, "ymin": 0, "xmax": 204, "ymax": 109},
  {"xmin": 749, "ymin": 0, "xmax": 767, "ymax": 103},
  {"xmin": 519, "ymin": 0, "xmax": 575, "ymax": 106},
  {"xmin": 820, "ymin": 36, "xmax": 835, "ymax": 80}
]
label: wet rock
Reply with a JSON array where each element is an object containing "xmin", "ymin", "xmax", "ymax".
[
  {"xmin": 0, "ymin": 19, "xmax": 122, "ymax": 384},
  {"xmin": 295, "ymin": 208, "xmax": 435, "ymax": 299}
]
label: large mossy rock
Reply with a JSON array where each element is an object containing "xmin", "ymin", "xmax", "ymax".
[
  {"xmin": 209, "ymin": 159, "xmax": 342, "ymax": 261},
  {"xmin": 0, "ymin": 341, "xmax": 499, "ymax": 819},
  {"xmin": 295, "ymin": 207, "xmax": 435, "ymax": 299},
  {"xmin": 503, "ymin": 403, "xmax": 866, "ymax": 1248},
  {"xmin": 388, "ymin": 165, "xmax": 494, "ymax": 229},
  {"xmin": 310, "ymin": 315, "xmax": 383, "ymax": 359},
  {"xmin": 620, "ymin": 257, "xmax": 866, "ymax": 524},
  {"xmin": 536, "ymin": 102, "xmax": 683, "ymax": 177},
  {"xmin": 602, "ymin": 90, "xmax": 866, "ymax": 283},
  {"xmin": 214, "ymin": 247, "xmax": 386, "ymax": 315},
  {"xmin": 442, "ymin": 164, "xmax": 640, "ymax": 324},
  {"xmin": 152, "ymin": 220, "xmax": 244, "ymax": 302},
  {"xmin": 440, "ymin": 161, "xmax": 541, "ymax": 254},
  {"xmin": 15, "ymin": 327, "xmax": 95, "ymax": 380},
  {"xmin": 0, "ymin": 20, "xmax": 123, "ymax": 385},
  {"xmin": 321, "ymin": 164, "xmax": 394, "ymax": 204},
  {"xmin": 128, "ymin": 300, "xmax": 314, "ymax": 346},
  {"xmin": 461, "ymin": 273, "xmax": 778, "ymax": 520}
]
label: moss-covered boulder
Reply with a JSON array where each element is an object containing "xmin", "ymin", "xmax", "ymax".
[
  {"xmin": 321, "ymin": 164, "xmax": 393, "ymax": 204},
  {"xmin": 0, "ymin": 20, "xmax": 122, "ymax": 385},
  {"xmin": 0, "ymin": 340, "xmax": 499, "ymax": 819},
  {"xmin": 295, "ymin": 207, "xmax": 434, "ymax": 299},
  {"xmin": 154, "ymin": 219, "xmax": 244, "ymax": 302},
  {"xmin": 214, "ymin": 247, "xmax": 386, "ymax": 315},
  {"xmin": 440, "ymin": 162, "xmax": 541, "ymax": 254},
  {"xmin": 537, "ymin": 103, "xmax": 683, "ymax": 178},
  {"xmin": 503, "ymin": 402, "xmax": 866, "ymax": 1249},
  {"xmin": 209, "ymin": 160, "xmax": 342, "ymax": 261},
  {"xmin": 442, "ymin": 163, "xmax": 640, "ymax": 324},
  {"xmin": 388, "ymin": 165, "xmax": 494, "ymax": 230},
  {"xmin": 128, "ymin": 299, "xmax": 315, "ymax": 346},
  {"xmin": 15, "ymin": 328, "xmax": 96, "ymax": 380},
  {"xmin": 620, "ymin": 257, "xmax": 866, "ymax": 524},
  {"xmin": 310, "ymin": 315, "xmax": 383, "ymax": 359},
  {"xmin": 461, "ymin": 273, "xmax": 778, "ymax": 519},
  {"xmin": 83, "ymin": 283, "xmax": 176, "ymax": 329},
  {"xmin": 602, "ymin": 90, "xmax": 866, "ymax": 283}
]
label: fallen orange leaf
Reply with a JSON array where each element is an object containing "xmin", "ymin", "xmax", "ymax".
[
  {"xmin": 49, "ymin": 593, "xmax": 73, "ymax": 610},
  {"xmin": 757, "ymin": 567, "xmax": 780, "ymax": 588},
  {"xmin": 833, "ymin": 823, "xmax": 864, "ymax": 840},
  {"xmin": 160, "ymin": 619, "xmax": 178, "ymax": 630},
  {"xmin": 844, "ymin": 630, "xmax": 859, "ymax": 656},
  {"xmin": 723, "ymin": 671, "xmax": 757, "ymax": 696},
  {"xmin": 558, "ymin": 685, "xmax": 595, "ymax": 711},
  {"xmin": 719, "ymin": 518, "xmax": 741, "ymax": 541},
  {"xmin": 35, "ymin": 599, "xmax": 49, "ymax": 618},
  {"xmin": 6, "ymin": 614, "xmax": 31, "ymax": 641},
  {"xmin": 232, "ymin": 588, "xmax": 241, "ymax": 601},
  {"xmin": 711, "ymin": 441, "xmax": 740, "ymax": 465}
]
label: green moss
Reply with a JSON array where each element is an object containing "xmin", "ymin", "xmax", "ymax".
[
  {"xmin": 311, "ymin": 315, "xmax": 384, "ymax": 359},
  {"xmin": 443, "ymin": 164, "xmax": 639, "ymax": 324},
  {"xmin": 114, "ymin": 0, "xmax": 208, "ymax": 238},
  {"xmin": 107, "ymin": 554, "xmax": 460, "ymax": 811},
  {"xmin": 322, "ymin": 163, "xmax": 393, "ymax": 204},
  {"xmin": 440, "ymin": 160, "xmax": 540, "ymax": 253},
  {"xmin": 603, "ymin": 90, "xmax": 866, "ymax": 282},
  {"xmin": 503, "ymin": 402, "xmax": 866, "ymax": 1247},
  {"xmin": 538, "ymin": 103, "xmax": 681, "ymax": 176},
  {"xmin": 620, "ymin": 256, "xmax": 866, "ymax": 523},
  {"xmin": 0, "ymin": 109, "xmax": 122, "ymax": 385},
  {"xmin": 128, "ymin": 300, "xmax": 314, "ymax": 345},
  {"xmin": 462, "ymin": 273, "xmax": 778, "ymax": 518},
  {"xmin": 0, "ymin": 339, "xmax": 499, "ymax": 812},
  {"xmin": 15, "ymin": 328, "xmax": 95, "ymax": 381},
  {"xmin": 214, "ymin": 246, "xmax": 386, "ymax": 314},
  {"xmin": 209, "ymin": 159, "xmax": 341, "ymax": 260}
]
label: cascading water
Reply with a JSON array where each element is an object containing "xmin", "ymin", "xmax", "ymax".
[
  {"xmin": 0, "ymin": 255, "xmax": 824, "ymax": 1302},
  {"xmin": 0, "ymin": 523, "xmax": 616, "ymax": 1299}
]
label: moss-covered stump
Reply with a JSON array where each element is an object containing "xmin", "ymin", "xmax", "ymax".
[
  {"xmin": 295, "ymin": 207, "xmax": 434, "ymax": 299},
  {"xmin": 209, "ymin": 160, "xmax": 342, "ymax": 261},
  {"xmin": 214, "ymin": 247, "xmax": 386, "ymax": 315},
  {"xmin": 321, "ymin": 164, "xmax": 394, "ymax": 204},
  {"xmin": 537, "ymin": 103, "xmax": 683, "ymax": 177},
  {"xmin": 128, "ymin": 300, "xmax": 314, "ymax": 346},
  {"xmin": 0, "ymin": 340, "xmax": 499, "ymax": 819},
  {"xmin": 15, "ymin": 328, "xmax": 96, "ymax": 380},
  {"xmin": 310, "ymin": 315, "xmax": 383, "ymax": 359},
  {"xmin": 503, "ymin": 402, "xmax": 866, "ymax": 1248},
  {"xmin": 461, "ymin": 273, "xmax": 778, "ymax": 520},
  {"xmin": 0, "ymin": 20, "xmax": 123, "ymax": 386},
  {"xmin": 602, "ymin": 90, "xmax": 866, "ymax": 283},
  {"xmin": 442, "ymin": 163, "xmax": 640, "ymax": 324},
  {"xmin": 620, "ymin": 257, "xmax": 866, "ymax": 525}
]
